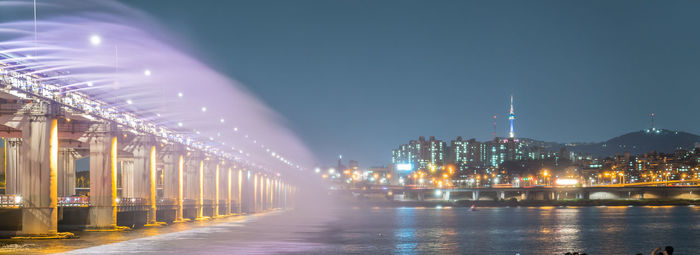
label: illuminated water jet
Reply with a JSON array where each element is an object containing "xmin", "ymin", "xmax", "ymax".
[{"xmin": 0, "ymin": 0, "xmax": 316, "ymax": 174}]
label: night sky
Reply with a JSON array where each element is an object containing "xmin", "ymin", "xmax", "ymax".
[{"xmin": 120, "ymin": 0, "xmax": 700, "ymax": 166}]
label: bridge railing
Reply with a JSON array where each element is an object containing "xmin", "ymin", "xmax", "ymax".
[
  {"xmin": 156, "ymin": 198, "xmax": 177, "ymax": 205},
  {"xmin": 116, "ymin": 197, "xmax": 148, "ymax": 207},
  {"xmin": 58, "ymin": 196, "xmax": 89, "ymax": 207},
  {"xmin": 0, "ymin": 194, "xmax": 21, "ymax": 208}
]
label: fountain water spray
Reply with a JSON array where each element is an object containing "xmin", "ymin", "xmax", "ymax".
[{"xmin": 0, "ymin": 0, "xmax": 317, "ymax": 176}]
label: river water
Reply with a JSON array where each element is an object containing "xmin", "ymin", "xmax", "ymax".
[{"xmin": 2, "ymin": 205, "xmax": 699, "ymax": 254}]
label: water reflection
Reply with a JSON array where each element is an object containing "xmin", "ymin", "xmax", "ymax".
[
  {"xmin": 2, "ymin": 206, "xmax": 698, "ymax": 254},
  {"xmin": 393, "ymin": 207, "xmax": 416, "ymax": 255}
]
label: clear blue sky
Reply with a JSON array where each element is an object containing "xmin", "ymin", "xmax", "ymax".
[{"xmin": 121, "ymin": 0, "xmax": 700, "ymax": 166}]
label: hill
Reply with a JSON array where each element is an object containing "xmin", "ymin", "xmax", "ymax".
[{"xmin": 563, "ymin": 129, "xmax": 700, "ymax": 158}]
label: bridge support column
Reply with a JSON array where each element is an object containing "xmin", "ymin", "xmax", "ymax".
[
  {"xmin": 57, "ymin": 149, "xmax": 77, "ymax": 197},
  {"xmin": 258, "ymin": 174, "xmax": 264, "ymax": 211},
  {"xmin": 271, "ymin": 179, "xmax": 276, "ymax": 208},
  {"xmin": 163, "ymin": 146, "xmax": 184, "ymax": 221},
  {"xmin": 276, "ymin": 180, "xmax": 282, "ymax": 208},
  {"xmin": 252, "ymin": 173, "xmax": 258, "ymax": 212},
  {"xmin": 212, "ymin": 162, "xmax": 220, "ymax": 218},
  {"xmin": 250, "ymin": 173, "xmax": 260, "ymax": 213},
  {"xmin": 133, "ymin": 139, "xmax": 157, "ymax": 224},
  {"xmin": 184, "ymin": 158, "xmax": 204, "ymax": 219},
  {"xmin": 120, "ymin": 160, "xmax": 134, "ymax": 198},
  {"xmin": 498, "ymin": 191, "xmax": 505, "ymax": 200},
  {"xmin": 277, "ymin": 180, "xmax": 284, "ymax": 208},
  {"xmin": 226, "ymin": 167, "xmax": 232, "ymax": 215},
  {"xmin": 269, "ymin": 178, "xmax": 274, "ymax": 209},
  {"xmin": 88, "ymin": 130, "xmax": 117, "ymax": 229},
  {"xmin": 236, "ymin": 169, "xmax": 243, "ymax": 214},
  {"xmin": 196, "ymin": 159, "xmax": 204, "ymax": 219},
  {"xmin": 5, "ymin": 138, "xmax": 21, "ymax": 195},
  {"xmin": 472, "ymin": 190, "xmax": 480, "ymax": 201},
  {"xmin": 264, "ymin": 177, "xmax": 269, "ymax": 210},
  {"xmin": 19, "ymin": 115, "xmax": 58, "ymax": 235},
  {"xmin": 259, "ymin": 174, "xmax": 265, "ymax": 211}
]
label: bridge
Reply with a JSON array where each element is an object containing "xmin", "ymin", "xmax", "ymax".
[
  {"xmin": 0, "ymin": 60, "xmax": 298, "ymax": 236},
  {"xmin": 349, "ymin": 185, "xmax": 700, "ymax": 202}
]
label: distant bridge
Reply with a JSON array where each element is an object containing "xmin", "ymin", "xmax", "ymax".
[{"xmin": 348, "ymin": 185, "xmax": 700, "ymax": 201}]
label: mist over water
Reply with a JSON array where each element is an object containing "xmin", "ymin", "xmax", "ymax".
[{"xmin": 0, "ymin": 0, "xmax": 317, "ymax": 178}]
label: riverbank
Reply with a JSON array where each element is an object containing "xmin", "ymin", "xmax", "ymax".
[{"xmin": 349, "ymin": 199, "xmax": 700, "ymax": 208}]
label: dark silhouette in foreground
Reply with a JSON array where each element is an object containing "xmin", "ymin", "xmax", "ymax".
[{"xmin": 651, "ymin": 246, "xmax": 674, "ymax": 255}]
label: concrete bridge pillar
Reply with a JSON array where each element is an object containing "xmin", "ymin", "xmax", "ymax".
[
  {"xmin": 264, "ymin": 177, "xmax": 270, "ymax": 210},
  {"xmin": 132, "ymin": 138, "xmax": 157, "ymax": 224},
  {"xmin": 280, "ymin": 181, "xmax": 285, "ymax": 209},
  {"xmin": 259, "ymin": 175, "xmax": 264, "ymax": 211},
  {"xmin": 257, "ymin": 173, "xmax": 263, "ymax": 212},
  {"xmin": 201, "ymin": 160, "xmax": 213, "ymax": 217},
  {"xmin": 286, "ymin": 183, "xmax": 291, "ymax": 208},
  {"xmin": 271, "ymin": 179, "xmax": 276, "ymax": 208},
  {"xmin": 253, "ymin": 173, "xmax": 259, "ymax": 212},
  {"xmin": 57, "ymin": 149, "xmax": 77, "ymax": 197},
  {"xmin": 241, "ymin": 170, "xmax": 251, "ymax": 213},
  {"xmin": 270, "ymin": 178, "xmax": 274, "ymax": 209},
  {"xmin": 261, "ymin": 175, "xmax": 267, "ymax": 211},
  {"xmin": 226, "ymin": 167, "xmax": 232, "ymax": 215},
  {"xmin": 120, "ymin": 160, "xmax": 134, "ymax": 198},
  {"xmin": 196, "ymin": 159, "xmax": 204, "ymax": 219},
  {"xmin": 498, "ymin": 191, "xmax": 505, "ymax": 200},
  {"xmin": 236, "ymin": 169, "xmax": 243, "ymax": 214},
  {"xmin": 183, "ymin": 158, "xmax": 194, "ymax": 215},
  {"xmin": 472, "ymin": 190, "xmax": 480, "ymax": 201},
  {"xmin": 183, "ymin": 157, "xmax": 202, "ymax": 219},
  {"xmin": 19, "ymin": 115, "xmax": 58, "ymax": 235},
  {"xmin": 253, "ymin": 172, "xmax": 259, "ymax": 212},
  {"xmin": 5, "ymin": 138, "xmax": 22, "ymax": 195},
  {"xmin": 88, "ymin": 130, "xmax": 118, "ymax": 229},
  {"xmin": 163, "ymin": 147, "xmax": 184, "ymax": 221},
  {"xmin": 212, "ymin": 162, "xmax": 220, "ymax": 218},
  {"xmin": 240, "ymin": 170, "xmax": 250, "ymax": 213},
  {"xmin": 277, "ymin": 180, "xmax": 283, "ymax": 208}
]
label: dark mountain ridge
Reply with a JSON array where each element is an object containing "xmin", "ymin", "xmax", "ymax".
[{"xmin": 562, "ymin": 129, "xmax": 700, "ymax": 158}]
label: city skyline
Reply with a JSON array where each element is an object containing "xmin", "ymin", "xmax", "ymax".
[{"xmin": 120, "ymin": 0, "xmax": 700, "ymax": 166}]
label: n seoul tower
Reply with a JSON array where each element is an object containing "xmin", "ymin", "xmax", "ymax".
[{"xmin": 508, "ymin": 95, "xmax": 516, "ymax": 138}]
